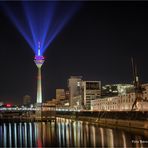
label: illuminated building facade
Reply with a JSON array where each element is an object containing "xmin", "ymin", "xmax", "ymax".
[
  {"xmin": 65, "ymin": 90, "xmax": 70, "ymax": 100},
  {"xmin": 34, "ymin": 42, "xmax": 45, "ymax": 104},
  {"xmin": 142, "ymin": 83, "xmax": 148, "ymax": 100},
  {"xmin": 68, "ymin": 76, "xmax": 83, "ymax": 106},
  {"xmin": 101, "ymin": 84, "xmax": 134, "ymax": 97},
  {"xmin": 56, "ymin": 89, "xmax": 65, "ymax": 100},
  {"xmin": 82, "ymin": 81, "xmax": 101, "ymax": 110},
  {"xmin": 91, "ymin": 83, "xmax": 148, "ymax": 111}
]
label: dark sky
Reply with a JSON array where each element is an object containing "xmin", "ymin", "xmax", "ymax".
[{"xmin": 0, "ymin": 1, "xmax": 148, "ymax": 105}]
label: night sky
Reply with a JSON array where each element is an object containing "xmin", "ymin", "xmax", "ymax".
[{"xmin": 0, "ymin": 1, "xmax": 148, "ymax": 105}]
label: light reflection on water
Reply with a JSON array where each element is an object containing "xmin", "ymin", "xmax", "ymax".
[{"xmin": 0, "ymin": 118, "xmax": 148, "ymax": 147}]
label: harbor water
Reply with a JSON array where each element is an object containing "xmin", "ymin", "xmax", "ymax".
[{"xmin": 0, "ymin": 117, "xmax": 148, "ymax": 147}]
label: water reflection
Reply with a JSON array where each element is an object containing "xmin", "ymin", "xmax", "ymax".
[{"xmin": 0, "ymin": 118, "xmax": 148, "ymax": 147}]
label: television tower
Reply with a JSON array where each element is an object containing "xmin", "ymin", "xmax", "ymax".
[{"xmin": 34, "ymin": 41, "xmax": 45, "ymax": 104}]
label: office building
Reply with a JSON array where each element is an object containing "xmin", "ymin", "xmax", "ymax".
[
  {"xmin": 82, "ymin": 81, "xmax": 101, "ymax": 109},
  {"xmin": 68, "ymin": 76, "xmax": 83, "ymax": 106}
]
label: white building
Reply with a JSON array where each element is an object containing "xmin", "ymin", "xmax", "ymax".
[
  {"xmin": 91, "ymin": 83, "xmax": 148, "ymax": 111},
  {"xmin": 142, "ymin": 83, "xmax": 148, "ymax": 100},
  {"xmin": 68, "ymin": 76, "xmax": 83, "ymax": 106}
]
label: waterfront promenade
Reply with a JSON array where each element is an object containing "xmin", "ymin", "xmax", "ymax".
[{"xmin": 1, "ymin": 109, "xmax": 148, "ymax": 130}]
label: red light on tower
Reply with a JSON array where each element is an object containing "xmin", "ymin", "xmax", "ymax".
[{"xmin": 6, "ymin": 104, "xmax": 12, "ymax": 107}]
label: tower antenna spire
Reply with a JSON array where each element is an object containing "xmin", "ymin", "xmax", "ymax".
[{"xmin": 38, "ymin": 41, "xmax": 41, "ymax": 56}]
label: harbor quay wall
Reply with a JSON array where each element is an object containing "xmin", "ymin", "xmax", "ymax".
[
  {"xmin": 56, "ymin": 111, "xmax": 148, "ymax": 130},
  {"xmin": 0, "ymin": 110, "xmax": 148, "ymax": 130},
  {"xmin": 79, "ymin": 117, "xmax": 148, "ymax": 129}
]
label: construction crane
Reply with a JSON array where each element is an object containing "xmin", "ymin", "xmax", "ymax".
[{"xmin": 131, "ymin": 57, "xmax": 143, "ymax": 111}]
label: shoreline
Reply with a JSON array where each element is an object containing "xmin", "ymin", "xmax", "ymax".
[{"xmin": 56, "ymin": 114, "xmax": 148, "ymax": 130}]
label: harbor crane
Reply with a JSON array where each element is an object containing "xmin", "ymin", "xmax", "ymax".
[{"xmin": 131, "ymin": 57, "xmax": 144, "ymax": 111}]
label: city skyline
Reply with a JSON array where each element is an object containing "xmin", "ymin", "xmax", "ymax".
[{"xmin": 0, "ymin": 1, "xmax": 148, "ymax": 104}]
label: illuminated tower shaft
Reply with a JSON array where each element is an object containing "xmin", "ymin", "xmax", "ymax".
[
  {"xmin": 36, "ymin": 65, "xmax": 42, "ymax": 103},
  {"xmin": 34, "ymin": 42, "xmax": 44, "ymax": 104}
]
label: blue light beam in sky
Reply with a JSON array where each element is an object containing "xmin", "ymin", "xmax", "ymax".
[
  {"xmin": 2, "ymin": 3, "xmax": 34, "ymax": 50},
  {"xmin": 2, "ymin": 2, "xmax": 80, "ymax": 56}
]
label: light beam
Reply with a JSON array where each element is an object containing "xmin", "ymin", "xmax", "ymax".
[{"xmin": 2, "ymin": 1, "xmax": 80, "ymax": 55}]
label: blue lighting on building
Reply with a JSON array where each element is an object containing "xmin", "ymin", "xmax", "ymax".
[{"xmin": 2, "ymin": 2, "xmax": 80, "ymax": 55}]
